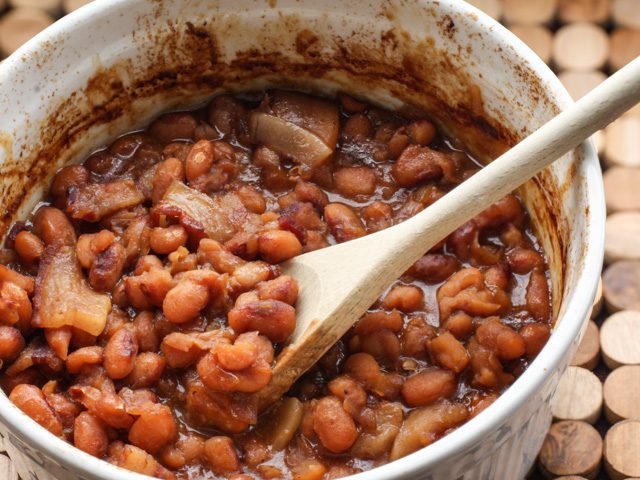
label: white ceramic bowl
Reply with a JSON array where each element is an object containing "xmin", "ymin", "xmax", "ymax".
[{"xmin": 0, "ymin": 1, "xmax": 604, "ymax": 479}]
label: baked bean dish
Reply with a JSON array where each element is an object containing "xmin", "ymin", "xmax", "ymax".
[{"xmin": 0, "ymin": 90, "xmax": 551, "ymax": 479}]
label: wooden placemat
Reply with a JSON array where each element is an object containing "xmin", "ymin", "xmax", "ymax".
[{"xmin": 1, "ymin": 0, "xmax": 640, "ymax": 479}]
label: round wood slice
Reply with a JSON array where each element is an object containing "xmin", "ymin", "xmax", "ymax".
[
  {"xmin": 503, "ymin": 0, "xmax": 558, "ymax": 25},
  {"xmin": 0, "ymin": 455, "xmax": 17, "ymax": 480},
  {"xmin": 592, "ymin": 129, "xmax": 605, "ymax": 155},
  {"xmin": 8, "ymin": 0, "xmax": 61, "ymax": 16},
  {"xmin": 604, "ymin": 420, "xmax": 640, "ymax": 479},
  {"xmin": 63, "ymin": 0, "xmax": 92, "ymax": 14},
  {"xmin": 510, "ymin": 25, "xmax": 553, "ymax": 63},
  {"xmin": 0, "ymin": 8, "xmax": 54, "ymax": 58},
  {"xmin": 571, "ymin": 320, "xmax": 600, "ymax": 370},
  {"xmin": 605, "ymin": 212, "xmax": 640, "ymax": 263},
  {"xmin": 552, "ymin": 366, "xmax": 603, "ymax": 424},
  {"xmin": 605, "ymin": 117, "xmax": 640, "ymax": 168},
  {"xmin": 610, "ymin": 29, "xmax": 640, "ymax": 72},
  {"xmin": 600, "ymin": 310, "xmax": 640, "ymax": 368},
  {"xmin": 591, "ymin": 278, "xmax": 603, "ymax": 320},
  {"xmin": 604, "ymin": 365, "xmax": 640, "ymax": 423},
  {"xmin": 558, "ymin": 0, "xmax": 612, "ymax": 23},
  {"xmin": 552, "ymin": 23, "xmax": 609, "ymax": 71},
  {"xmin": 603, "ymin": 261, "xmax": 640, "ymax": 313},
  {"xmin": 603, "ymin": 167, "xmax": 640, "ymax": 211},
  {"xmin": 559, "ymin": 70, "xmax": 606, "ymax": 100},
  {"xmin": 466, "ymin": 0, "xmax": 503, "ymax": 19},
  {"xmin": 612, "ymin": 0, "xmax": 640, "ymax": 29},
  {"xmin": 538, "ymin": 420, "xmax": 602, "ymax": 479}
]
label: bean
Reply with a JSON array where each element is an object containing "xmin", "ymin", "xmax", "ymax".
[
  {"xmin": 163, "ymin": 279, "xmax": 210, "ymax": 324},
  {"xmin": 236, "ymin": 184, "xmax": 266, "ymax": 214},
  {"xmin": 150, "ymin": 225, "xmax": 188, "ymax": 255},
  {"xmin": 66, "ymin": 346, "xmax": 104, "ymax": 374},
  {"xmin": 89, "ymin": 241, "xmax": 126, "ymax": 291},
  {"xmin": 334, "ymin": 167, "xmax": 377, "ymax": 198},
  {"xmin": 161, "ymin": 332, "xmax": 200, "ymax": 369},
  {"xmin": 520, "ymin": 323, "xmax": 551, "ymax": 357},
  {"xmin": 294, "ymin": 181, "xmax": 328, "ymax": 210},
  {"xmin": 9, "ymin": 384, "xmax": 63, "ymax": 436},
  {"xmin": 0, "ymin": 326, "xmax": 24, "ymax": 361},
  {"xmin": 104, "ymin": 328, "xmax": 139, "ymax": 379},
  {"xmin": 125, "ymin": 352, "xmax": 165, "ymax": 388},
  {"xmin": 185, "ymin": 140, "xmax": 215, "ymax": 181},
  {"xmin": 476, "ymin": 318, "xmax": 526, "ymax": 360},
  {"xmin": 208, "ymin": 94, "xmax": 246, "ymax": 135},
  {"xmin": 362, "ymin": 201, "xmax": 392, "ymax": 232},
  {"xmin": 323, "ymin": 203, "xmax": 366, "ymax": 242},
  {"xmin": 50, "ymin": 165, "xmax": 90, "ymax": 207},
  {"xmin": 32, "ymin": 206, "xmax": 76, "ymax": 246},
  {"xmin": 257, "ymin": 275, "xmax": 299, "ymax": 305},
  {"xmin": 354, "ymin": 310, "xmax": 403, "ymax": 335},
  {"xmin": 258, "ymin": 230, "xmax": 302, "ymax": 264},
  {"xmin": 204, "ymin": 437, "xmax": 240, "ymax": 474},
  {"xmin": 401, "ymin": 368, "xmax": 456, "ymax": 407},
  {"xmin": 152, "ymin": 157, "xmax": 184, "ymax": 204},
  {"xmin": 150, "ymin": 113, "xmax": 197, "ymax": 143},
  {"xmin": 125, "ymin": 267, "xmax": 173, "ymax": 310},
  {"xmin": 442, "ymin": 312, "xmax": 474, "ymax": 340},
  {"xmin": 388, "ymin": 129, "xmax": 410, "ymax": 159},
  {"xmin": 407, "ymin": 120, "xmax": 437, "ymax": 145},
  {"xmin": 382, "ymin": 285, "xmax": 424, "ymax": 312},
  {"xmin": 228, "ymin": 300, "xmax": 296, "ymax": 343},
  {"xmin": 14, "ymin": 231, "xmax": 44, "ymax": 264},
  {"xmin": 313, "ymin": 396, "xmax": 358, "ymax": 453},
  {"xmin": 132, "ymin": 311, "xmax": 159, "ymax": 352},
  {"xmin": 74, "ymin": 412, "xmax": 108, "ymax": 458},
  {"xmin": 0, "ymin": 280, "xmax": 32, "ymax": 327},
  {"xmin": 526, "ymin": 271, "xmax": 550, "ymax": 321},
  {"xmin": 507, "ymin": 247, "xmax": 544, "ymax": 274},
  {"xmin": 408, "ymin": 254, "xmax": 460, "ymax": 284},
  {"xmin": 342, "ymin": 114, "xmax": 373, "ymax": 139},
  {"xmin": 356, "ymin": 329, "xmax": 401, "ymax": 360},
  {"xmin": 128, "ymin": 404, "xmax": 178, "ymax": 454},
  {"xmin": 428, "ymin": 332, "xmax": 469, "ymax": 373},
  {"xmin": 392, "ymin": 145, "xmax": 444, "ymax": 187},
  {"xmin": 338, "ymin": 93, "xmax": 367, "ymax": 113}
]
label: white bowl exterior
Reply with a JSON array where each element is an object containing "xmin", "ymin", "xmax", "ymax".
[{"xmin": 0, "ymin": 1, "xmax": 604, "ymax": 479}]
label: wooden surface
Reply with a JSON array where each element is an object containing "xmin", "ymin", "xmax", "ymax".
[
  {"xmin": 0, "ymin": 2, "xmax": 639, "ymax": 480},
  {"xmin": 552, "ymin": 23, "xmax": 610, "ymax": 71},
  {"xmin": 539, "ymin": 421, "xmax": 603, "ymax": 479},
  {"xmin": 600, "ymin": 310, "xmax": 640, "ymax": 369},
  {"xmin": 552, "ymin": 366, "xmax": 603, "ymax": 424},
  {"xmin": 510, "ymin": 25, "xmax": 553, "ymax": 63},
  {"xmin": 604, "ymin": 212, "xmax": 640, "ymax": 263}
]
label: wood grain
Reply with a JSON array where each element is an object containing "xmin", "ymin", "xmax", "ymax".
[
  {"xmin": 603, "ymin": 420, "xmax": 640, "ymax": 479},
  {"xmin": 0, "ymin": 455, "xmax": 18, "ymax": 480},
  {"xmin": 558, "ymin": 0, "xmax": 611, "ymax": 23},
  {"xmin": 603, "ymin": 365, "xmax": 640, "ymax": 422},
  {"xmin": 610, "ymin": 28, "xmax": 640, "ymax": 72},
  {"xmin": 603, "ymin": 166, "xmax": 640, "ymax": 211},
  {"xmin": 603, "ymin": 261, "xmax": 640, "ymax": 312},
  {"xmin": 612, "ymin": 0, "xmax": 640, "ymax": 29},
  {"xmin": 605, "ymin": 117, "xmax": 640, "ymax": 168},
  {"xmin": 551, "ymin": 366, "xmax": 603, "ymax": 424},
  {"xmin": 510, "ymin": 25, "xmax": 553, "ymax": 63},
  {"xmin": 600, "ymin": 310, "xmax": 640, "ymax": 368},
  {"xmin": 538, "ymin": 420, "xmax": 602, "ymax": 479},
  {"xmin": 571, "ymin": 321, "xmax": 600, "ymax": 370},
  {"xmin": 0, "ymin": 8, "xmax": 54, "ymax": 58},
  {"xmin": 552, "ymin": 22, "xmax": 609, "ymax": 71},
  {"xmin": 503, "ymin": 0, "xmax": 558, "ymax": 25},
  {"xmin": 605, "ymin": 212, "xmax": 640, "ymax": 263}
]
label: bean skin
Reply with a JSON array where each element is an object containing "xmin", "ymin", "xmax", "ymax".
[
  {"xmin": 128, "ymin": 404, "xmax": 178, "ymax": 454},
  {"xmin": 313, "ymin": 396, "xmax": 358, "ymax": 453},
  {"xmin": 150, "ymin": 225, "xmax": 188, "ymax": 255},
  {"xmin": 14, "ymin": 231, "xmax": 44, "ymax": 264},
  {"xmin": 104, "ymin": 328, "xmax": 139, "ymax": 379},
  {"xmin": 163, "ymin": 279, "xmax": 210, "ymax": 324},
  {"xmin": 258, "ymin": 230, "xmax": 302, "ymax": 264},
  {"xmin": 9, "ymin": 384, "xmax": 63, "ymax": 436},
  {"xmin": 401, "ymin": 369, "xmax": 456, "ymax": 407},
  {"xmin": 0, "ymin": 326, "xmax": 25, "ymax": 361},
  {"xmin": 228, "ymin": 300, "xmax": 296, "ymax": 343},
  {"xmin": 204, "ymin": 437, "xmax": 240, "ymax": 474},
  {"xmin": 74, "ymin": 412, "xmax": 108, "ymax": 458},
  {"xmin": 324, "ymin": 203, "xmax": 366, "ymax": 242}
]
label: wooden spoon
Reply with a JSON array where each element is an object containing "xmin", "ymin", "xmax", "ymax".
[{"xmin": 256, "ymin": 56, "xmax": 640, "ymax": 409}]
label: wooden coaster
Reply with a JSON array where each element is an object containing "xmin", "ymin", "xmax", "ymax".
[
  {"xmin": 612, "ymin": 0, "xmax": 640, "ymax": 29},
  {"xmin": 538, "ymin": 420, "xmax": 602, "ymax": 479},
  {"xmin": 558, "ymin": 0, "xmax": 611, "ymax": 23},
  {"xmin": 0, "ymin": 455, "xmax": 18, "ymax": 480},
  {"xmin": 591, "ymin": 278, "xmax": 603, "ymax": 320},
  {"xmin": 63, "ymin": 0, "xmax": 92, "ymax": 13},
  {"xmin": 510, "ymin": 25, "xmax": 553, "ymax": 64},
  {"xmin": 603, "ymin": 261, "xmax": 640, "ymax": 313},
  {"xmin": 552, "ymin": 366, "xmax": 603, "ymax": 424},
  {"xmin": 552, "ymin": 23, "xmax": 609, "ymax": 71},
  {"xmin": 0, "ymin": 8, "xmax": 54, "ymax": 58},
  {"xmin": 558, "ymin": 70, "xmax": 606, "ymax": 100},
  {"xmin": 603, "ymin": 365, "xmax": 640, "ymax": 423},
  {"xmin": 605, "ymin": 212, "xmax": 640, "ymax": 264},
  {"xmin": 503, "ymin": 0, "xmax": 558, "ymax": 25},
  {"xmin": 605, "ymin": 117, "xmax": 640, "ymax": 168},
  {"xmin": 600, "ymin": 310, "xmax": 640, "ymax": 368},
  {"xmin": 571, "ymin": 320, "xmax": 600, "ymax": 370},
  {"xmin": 8, "ymin": 0, "xmax": 61, "ymax": 16},
  {"xmin": 604, "ymin": 420, "xmax": 640, "ymax": 479},
  {"xmin": 466, "ymin": 0, "xmax": 503, "ymax": 19},
  {"xmin": 603, "ymin": 167, "xmax": 640, "ymax": 211},
  {"xmin": 610, "ymin": 29, "xmax": 640, "ymax": 72}
]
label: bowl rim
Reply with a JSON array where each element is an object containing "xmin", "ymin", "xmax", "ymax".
[{"xmin": 0, "ymin": 1, "xmax": 605, "ymax": 479}]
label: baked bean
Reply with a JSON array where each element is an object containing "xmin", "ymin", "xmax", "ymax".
[
  {"xmin": 401, "ymin": 317, "xmax": 437, "ymax": 358},
  {"xmin": 236, "ymin": 185, "xmax": 267, "ymax": 214},
  {"xmin": 90, "ymin": 241, "xmax": 126, "ymax": 291},
  {"xmin": 257, "ymin": 275, "xmax": 299, "ymax": 305},
  {"xmin": 507, "ymin": 247, "xmax": 544, "ymax": 274},
  {"xmin": 392, "ymin": 145, "xmax": 444, "ymax": 187},
  {"xmin": 428, "ymin": 332, "xmax": 469, "ymax": 373},
  {"xmin": 468, "ymin": 339, "xmax": 510, "ymax": 389},
  {"xmin": 342, "ymin": 114, "xmax": 373, "ymax": 139},
  {"xmin": 230, "ymin": 261, "xmax": 273, "ymax": 291},
  {"xmin": 344, "ymin": 353, "xmax": 403, "ymax": 400},
  {"xmin": 382, "ymin": 285, "xmax": 423, "ymax": 312},
  {"xmin": 74, "ymin": 412, "xmax": 109, "ymax": 458},
  {"xmin": 362, "ymin": 201, "xmax": 392, "ymax": 232},
  {"xmin": 125, "ymin": 352, "xmax": 165, "ymax": 388},
  {"xmin": 150, "ymin": 225, "xmax": 188, "ymax": 255},
  {"xmin": 0, "ymin": 326, "xmax": 24, "ymax": 361},
  {"xmin": 401, "ymin": 368, "xmax": 456, "ymax": 407},
  {"xmin": 132, "ymin": 311, "xmax": 159, "ymax": 352},
  {"xmin": 338, "ymin": 93, "xmax": 367, "ymax": 113},
  {"xmin": 258, "ymin": 230, "xmax": 302, "ymax": 263},
  {"xmin": 51, "ymin": 165, "xmax": 90, "ymax": 207},
  {"xmin": 185, "ymin": 140, "xmax": 215, "ymax": 181},
  {"xmin": 9, "ymin": 384, "xmax": 63, "ymax": 436},
  {"xmin": 476, "ymin": 318, "xmax": 526, "ymax": 361},
  {"xmin": 152, "ymin": 157, "xmax": 184, "ymax": 204},
  {"xmin": 324, "ymin": 203, "xmax": 366, "ymax": 242},
  {"xmin": 150, "ymin": 113, "xmax": 197, "ymax": 143},
  {"xmin": 209, "ymin": 94, "xmax": 247, "ymax": 136},
  {"xmin": 204, "ymin": 437, "xmax": 240, "ymax": 474},
  {"xmin": 526, "ymin": 271, "xmax": 551, "ymax": 321},
  {"xmin": 14, "ymin": 231, "xmax": 44, "ymax": 264},
  {"xmin": 354, "ymin": 310, "xmax": 403, "ymax": 335},
  {"xmin": 228, "ymin": 300, "xmax": 296, "ymax": 343},
  {"xmin": 356, "ymin": 329, "xmax": 401, "ymax": 359},
  {"xmin": 32, "ymin": 207, "xmax": 76, "ymax": 246},
  {"xmin": 294, "ymin": 181, "xmax": 329, "ymax": 210},
  {"xmin": 442, "ymin": 312, "xmax": 474, "ymax": 340},
  {"xmin": 129, "ymin": 404, "xmax": 178, "ymax": 454},
  {"xmin": 66, "ymin": 346, "xmax": 104, "ymax": 374},
  {"xmin": 520, "ymin": 323, "xmax": 551, "ymax": 357},
  {"xmin": 161, "ymin": 333, "xmax": 201, "ymax": 369},
  {"xmin": 0, "ymin": 280, "xmax": 32, "ymax": 328},
  {"xmin": 107, "ymin": 442, "xmax": 174, "ymax": 479},
  {"xmin": 104, "ymin": 328, "xmax": 139, "ymax": 379},
  {"xmin": 407, "ymin": 120, "xmax": 437, "ymax": 146},
  {"xmin": 313, "ymin": 396, "xmax": 358, "ymax": 453},
  {"xmin": 124, "ymin": 267, "xmax": 173, "ymax": 310},
  {"xmin": 388, "ymin": 129, "xmax": 410, "ymax": 159},
  {"xmin": 408, "ymin": 254, "xmax": 460, "ymax": 284},
  {"xmin": 163, "ymin": 279, "xmax": 209, "ymax": 324},
  {"xmin": 334, "ymin": 167, "xmax": 377, "ymax": 198}
]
